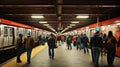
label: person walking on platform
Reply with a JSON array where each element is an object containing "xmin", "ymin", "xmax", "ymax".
[
  {"xmin": 16, "ymin": 33, "xmax": 23, "ymax": 63},
  {"xmin": 106, "ymin": 31, "xmax": 117, "ymax": 66},
  {"xmin": 67, "ymin": 35, "xmax": 72, "ymax": 50},
  {"xmin": 117, "ymin": 36, "xmax": 120, "ymax": 47},
  {"xmin": 90, "ymin": 31, "xmax": 103, "ymax": 67},
  {"xmin": 76, "ymin": 34, "xmax": 81, "ymax": 50},
  {"xmin": 57, "ymin": 35, "xmax": 61, "ymax": 46},
  {"xmin": 24, "ymin": 32, "xmax": 34, "ymax": 64},
  {"xmin": 102, "ymin": 33, "xmax": 107, "ymax": 55},
  {"xmin": 82, "ymin": 34, "xmax": 89, "ymax": 54},
  {"xmin": 73, "ymin": 34, "xmax": 77, "ymax": 47},
  {"xmin": 47, "ymin": 34, "xmax": 56, "ymax": 59},
  {"xmin": 61, "ymin": 35, "xmax": 65, "ymax": 45}
]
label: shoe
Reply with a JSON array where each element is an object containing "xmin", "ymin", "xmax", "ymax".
[
  {"xmin": 108, "ymin": 64, "xmax": 114, "ymax": 67},
  {"xmin": 27, "ymin": 61, "xmax": 31, "ymax": 64},
  {"xmin": 94, "ymin": 64, "xmax": 99, "ymax": 67},
  {"xmin": 52, "ymin": 57, "xmax": 54, "ymax": 60},
  {"xmin": 49, "ymin": 56, "xmax": 51, "ymax": 59},
  {"xmin": 17, "ymin": 60, "xmax": 22, "ymax": 63}
]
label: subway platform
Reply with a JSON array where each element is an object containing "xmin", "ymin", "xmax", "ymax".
[{"xmin": 1, "ymin": 43, "xmax": 120, "ymax": 67}]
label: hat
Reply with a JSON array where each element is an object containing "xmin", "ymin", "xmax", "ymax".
[
  {"xmin": 27, "ymin": 32, "xmax": 31, "ymax": 35},
  {"xmin": 19, "ymin": 33, "xmax": 23, "ymax": 37},
  {"xmin": 96, "ymin": 31, "xmax": 99, "ymax": 34}
]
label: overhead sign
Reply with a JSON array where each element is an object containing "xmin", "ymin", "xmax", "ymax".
[{"xmin": 58, "ymin": 27, "xmax": 63, "ymax": 31}]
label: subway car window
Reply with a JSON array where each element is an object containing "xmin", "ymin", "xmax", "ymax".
[
  {"xmin": 4, "ymin": 27, "xmax": 8, "ymax": 37},
  {"xmin": 10, "ymin": 28, "xmax": 13, "ymax": 37},
  {"xmin": 16, "ymin": 27, "xmax": 19, "ymax": 36},
  {"xmin": 0, "ymin": 27, "xmax": 1, "ymax": 36}
]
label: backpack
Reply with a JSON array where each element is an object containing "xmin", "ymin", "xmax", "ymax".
[
  {"xmin": 107, "ymin": 38, "xmax": 112, "ymax": 44},
  {"xmin": 117, "ymin": 37, "xmax": 120, "ymax": 47},
  {"xmin": 48, "ymin": 37, "xmax": 55, "ymax": 45},
  {"xmin": 107, "ymin": 37, "xmax": 114, "ymax": 48},
  {"xmin": 76, "ymin": 36, "xmax": 81, "ymax": 42},
  {"xmin": 83, "ymin": 37, "xmax": 88, "ymax": 43}
]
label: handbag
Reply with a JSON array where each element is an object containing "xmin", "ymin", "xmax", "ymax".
[{"xmin": 54, "ymin": 44, "xmax": 58, "ymax": 48}]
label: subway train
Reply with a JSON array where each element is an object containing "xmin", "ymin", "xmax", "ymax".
[{"xmin": 0, "ymin": 18, "xmax": 50, "ymax": 63}]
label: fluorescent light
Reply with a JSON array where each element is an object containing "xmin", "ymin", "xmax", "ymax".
[
  {"xmin": 70, "ymin": 24, "xmax": 76, "ymax": 26},
  {"xmin": 39, "ymin": 21, "xmax": 47, "ymax": 23},
  {"xmin": 86, "ymin": 27, "xmax": 89, "ymax": 28},
  {"xmin": 71, "ymin": 21, "xmax": 79, "ymax": 23},
  {"xmin": 31, "ymin": 16, "xmax": 44, "ymax": 18},
  {"xmin": 116, "ymin": 23, "xmax": 120, "ymax": 25},
  {"xmin": 108, "ymin": 25, "xmax": 111, "ymax": 27},
  {"xmin": 76, "ymin": 15, "xmax": 89, "ymax": 18},
  {"xmin": 115, "ymin": 20, "xmax": 120, "ymax": 23}
]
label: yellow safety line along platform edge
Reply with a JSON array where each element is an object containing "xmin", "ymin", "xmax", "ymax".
[{"xmin": 2, "ymin": 44, "xmax": 47, "ymax": 67}]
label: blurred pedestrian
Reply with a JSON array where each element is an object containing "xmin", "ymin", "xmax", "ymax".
[
  {"xmin": 16, "ymin": 33, "xmax": 23, "ymax": 63},
  {"xmin": 90, "ymin": 31, "xmax": 103, "ymax": 67},
  {"xmin": 47, "ymin": 34, "xmax": 56, "ymax": 59},
  {"xmin": 106, "ymin": 31, "xmax": 117, "ymax": 66},
  {"xmin": 117, "ymin": 36, "xmax": 120, "ymax": 47},
  {"xmin": 76, "ymin": 34, "xmax": 81, "ymax": 50},
  {"xmin": 82, "ymin": 34, "xmax": 89, "ymax": 54},
  {"xmin": 67, "ymin": 35, "xmax": 72, "ymax": 50},
  {"xmin": 24, "ymin": 32, "xmax": 34, "ymax": 64},
  {"xmin": 73, "ymin": 34, "xmax": 77, "ymax": 47}
]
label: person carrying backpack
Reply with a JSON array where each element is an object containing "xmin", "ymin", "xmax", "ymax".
[
  {"xmin": 16, "ymin": 33, "xmax": 23, "ymax": 63},
  {"xmin": 67, "ymin": 35, "xmax": 72, "ymax": 50},
  {"xmin": 106, "ymin": 31, "xmax": 117, "ymax": 66},
  {"xmin": 76, "ymin": 34, "xmax": 81, "ymax": 50},
  {"xmin": 90, "ymin": 31, "xmax": 103, "ymax": 67},
  {"xmin": 24, "ymin": 32, "xmax": 34, "ymax": 64},
  {"xmin": 117, "ymin": 36, "xmax": 120, "ymax": 47},
  {"xmin": 82, "ymin": 34, "xmax": 89, "ymax": 54},
  {"xmin": 47, "ymin": 34, "xmax": 56, "ymax": 59}
]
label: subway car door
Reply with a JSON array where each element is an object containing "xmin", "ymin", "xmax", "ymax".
[
  {"xmin": 3, "ymin": 26, "xmax": 9, "ymax": 47},
  {"xmin": 8, "ymin": 27, "xmax": 14, "ymax": 46},
  {"xmin": 0, "ymin": 26, "xmax": 3, "ymax": 48},
  {"xmin": 3, "ymin": 27, "xmax": 14, "ymax": 47}
]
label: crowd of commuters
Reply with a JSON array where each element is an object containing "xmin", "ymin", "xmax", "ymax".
[
  {"xmin": 15, "ymin": 30, "xmax": 120, "ymax": 67},
  {"xmin": 54, "ymin": 31, "xmax": 120, "ymax": 67}
]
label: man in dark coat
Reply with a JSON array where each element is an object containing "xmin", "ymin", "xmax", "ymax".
[
  {"xmin": 90, "ymin": 31, "xmax": 103, "ymax": 67},
  {"xmin": 47, "ymin": 34, "xmax": 56, "ymax": 59}
]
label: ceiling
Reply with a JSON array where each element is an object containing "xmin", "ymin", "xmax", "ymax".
[{"xmin": 0, "ymin": 0, "xmax": 120, "ymax": 33}]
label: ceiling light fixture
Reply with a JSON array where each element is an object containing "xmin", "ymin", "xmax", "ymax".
[
  {"xmin": 71, "ymin": 21, "xmax": 79, "ymax": 23},
  {"xmin": 76, "ymin": 15, "xmax": 89, "ymax": 18},
  {"xmin": 115, "ymin": 20, "xmax": 120, "ymax": 23},
  {"xmin": 47, "ymin": 26, "xmax": 52, "ymax": 28},
  {"xmin": 39, "ymin": 21, "xmax": 47, "ymax": 23},
  {"xmin": 31, "ymin": 16, "xmax": 44, "ymax": 18},
  {"xmin": 70, "ymin": 24, "xmax": 76, "ymax": 26},
  {"xmin": 116, "ymin": 23, "xmax": 120, "ymax": 25}
]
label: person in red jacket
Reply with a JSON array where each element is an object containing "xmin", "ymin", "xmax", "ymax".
[{"xmin": 73, "ymin": 35, "xmax": 77, "ymax": 46}]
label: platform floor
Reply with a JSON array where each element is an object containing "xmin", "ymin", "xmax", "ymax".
[{"xmin": 1, "ymin": 43, "xmax": 120, "ymax": 67}]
